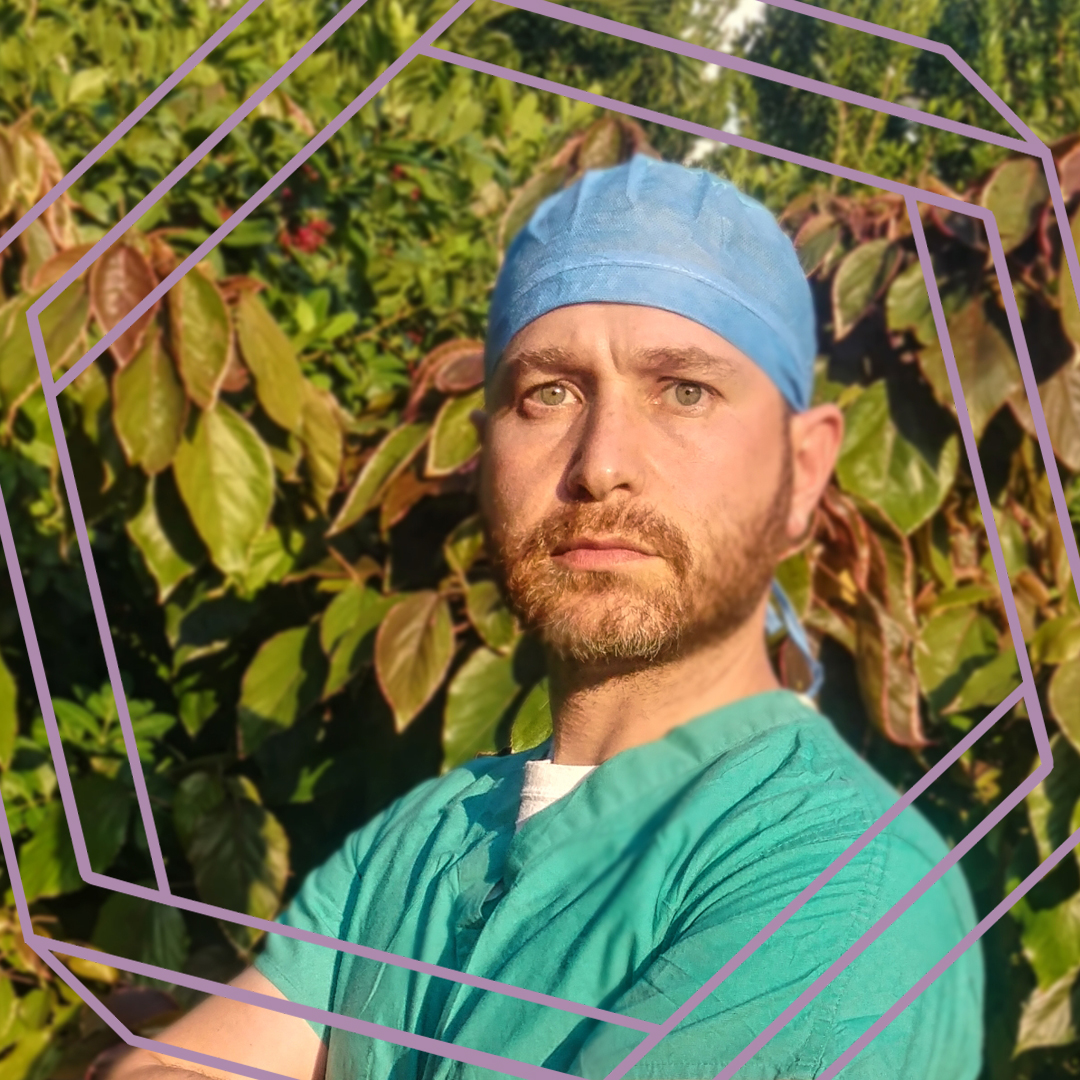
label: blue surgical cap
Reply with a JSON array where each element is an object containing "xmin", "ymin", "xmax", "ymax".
[
  {"xmin": 484, "ymin": 153, "xmax": 824, "ymax": 697},
  {"xmin": 485, "ymin": 152, "xmax": 818, "ymax": 412}
]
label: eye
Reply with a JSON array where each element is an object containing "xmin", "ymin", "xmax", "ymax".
[
  {"xmin": 672, "ymin": 382, "xmax": 704, "ymax": 407},
  {"xmin": 534, "ymin": 384, "xmax": 568, "ymax": 407}
]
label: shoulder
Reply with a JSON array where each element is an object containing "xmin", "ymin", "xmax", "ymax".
[
  {"xmin": 339, "ymin": 745, "xmax": 538, "ymax": 864},
  {"xmin": 671, "ymin": 698, "xmax": 975, "ymax": 940}
]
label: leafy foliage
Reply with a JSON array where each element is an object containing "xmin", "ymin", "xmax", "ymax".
[{"xmin": 1, "ymin": 2, "xmax": 1080, "ymax": 1079}]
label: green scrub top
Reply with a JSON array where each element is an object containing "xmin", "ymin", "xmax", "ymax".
[{"xmin": 254, "ymin": 689, "xmax": 984, "ymax": 1080}]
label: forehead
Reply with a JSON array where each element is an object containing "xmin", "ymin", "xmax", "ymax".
[{"xmin": 498, "ymin": 303, "xmax": 761, "ymax": 382}]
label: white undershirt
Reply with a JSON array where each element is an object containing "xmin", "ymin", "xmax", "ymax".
[
  {"xmin": 515, "ymin": 753, "xmax": 596, "ymax": 831},
  {"xmin": 512, "ymin": 694, "xmax": 818, "ymax": 832}
]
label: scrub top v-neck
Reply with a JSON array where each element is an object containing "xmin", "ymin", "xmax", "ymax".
[{"xmin": 254, "ymin": 689, "xmax": 984, "ymax": 1080}]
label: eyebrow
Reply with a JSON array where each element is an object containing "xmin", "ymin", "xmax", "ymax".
[{"xmin": 503, "ymin": 343, "xmax": 740, "ymax": 379}]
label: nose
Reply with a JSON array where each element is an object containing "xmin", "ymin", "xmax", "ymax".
[{"xmin": 563, "ymin": 388, "xmax": 646, "ymax": 502}]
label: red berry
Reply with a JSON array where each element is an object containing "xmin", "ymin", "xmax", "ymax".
[{"xmin": 410, "ymin": 187, "xmax": 421, "ymax": 201}]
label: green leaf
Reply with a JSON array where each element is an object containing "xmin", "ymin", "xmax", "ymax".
[
  {"xmin": 1050, "ymin": 655, "xmax": 1080, "ymax": 754},
  {"xmin": 0, "ymin": 1026, "xmax": 54, "ymax": 1080},
  {"xmin": 235, "ymin": 290, "xmax": 306, "ymax": 432},
  {"xmin": 465, "ymin": 580, "xmax": 518, "ymax": 653},
  {"xmin": 0, "ymin": 130, "xmax": 16, "ymax": 220},
  {"xmin": 444, "ymin": 514, "xmax": 486, "ymax": 575},
  {"xmin": 942, "ymin": 646, "xmax": 1020, "ymax": 714},
  {"xmin": 930, "ymin": 584, "xmax": 995, "ymax": 612},
  {"xmin": 1061, "ymin": 208, "xmax": 1080, "ymax": 347},
  {"xmin": 915, "ymin": 604, "xmax": 999, "ymax": 712},
  {"xmin": 88, "ymin": 242, "xmax": 158, "ymax": 368},
  {"xmin": 317, "ymin": 585, "xmax": 402, "ymax": 698},
  {"xmin": 112, "ymin": 328, "xmax": 187, "ymax": 474},
  {"xmin": 885, "ymin": 260, "xmax": 937, "ymax": 345},
  {"xmin": 299, "ymin": 382, "xmax": 343, "ymax": 513},
  {"xmin": 374, "ymin": 590, "xmax": 455, "ymax": 731},
  {"xmin": 510, "ymin": 679, "xmax": 553, "ymax": 754},
  {"xmin": 916, "ymin": 300, "xmax": 1024, "ymax": 440},
  {"xmin": 831, "ymin": 239, "xmax": 899, "ymax": 339},
  {"xmin": 978, "ymin": 156, "xmax": 1049, "ymax": 253},
  {"xmin": 0, "ymin": 280, "xmax": 89, "ymax": 412},
  {"xmin": 68, "ymin": 67, "xmax": 110, "ymax": 105},
  {"xmin": 793, "ymin": 213, "xmax": 840, "ymax": 276},
  {"xmin": 238, "ymin": 626, "xmax": 326, "ymax": 756},
  {"xmin": 167, "ymin": 266, "xmax": 232, "ymax": 409},
  {"xmin": 0, "ymin": 652, "xmax": 16, "ymax": 771},
  {"xmin": 426, "ymin": 388, "xmax": 484, "ymax": 477},
  {"xmin": 172, "ymin": 404, "xmax": 275, "ymax": 576},
  {"xmin": 235, "ymin": 526, "xmax": 298, "ymax": 596},
  {"xmin": 835, "ymin": 380, "xmax": 959, "ymax": 534},
  {"xmin": 1027, "ymin": 733, "xmax": 1080, "ymax": 862},
  {"xmin": 91, "ymin": 892, "xmax": 189, "ymax": 973},
  {"xmin": 126, "ymin": 473, "xmax": 204, "ymax": 602},
  {"xmin": 176, "ymin": 773, "xmax": 289, "ymax": 951},
  {"xmin": 1032, "ymin": 616, "xmax": 1080, "ymax": 667},
  {"xmin": 18, "ymin": 775, "xmax": 132, "ymax": 902},
  {"xmin": 442, "ymin": 647, "xmax": 520, "ymax": 772},
  {"xmin": 1015, "ymin": 964, "xmax": 1080, "ymax": 1054},
  {"xmin": 328, "ymin": 422, "xmax": 428, "ymax": 536},
  {"xmin": 172, "ymin": 771, "xmax": 224, "ymax": 851}
]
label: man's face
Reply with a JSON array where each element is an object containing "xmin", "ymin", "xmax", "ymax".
[{"xmin": 477, "ymin": 303, "xmax": 805, "ymax": 668}]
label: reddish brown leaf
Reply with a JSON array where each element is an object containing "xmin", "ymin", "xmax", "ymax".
[
  {"xmin": 433, "ymin": 347, "xmax": 485, "ymax": 394},
  {"xmin": 1058, "ymin": 140, "xmax": 1080, "ymax": 201},
  {"xmin": 854, "ymin": 592, "xmax": 928, "ymax": 748},
  {"xmin": 89, "ymin": 242, "xmax": 159, "ymax": 368},
  {"xmin": 29, "ymin": 242, "xmax": 95, "ymax": 291},
  {"xmin": 379, "ymin": 465, "xmax": 441, "ymax": 533}
]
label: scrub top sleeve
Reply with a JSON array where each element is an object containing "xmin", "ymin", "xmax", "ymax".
[{"xmin": 253, "ymin": 821, "xmax": 376, "ymax": 1042}]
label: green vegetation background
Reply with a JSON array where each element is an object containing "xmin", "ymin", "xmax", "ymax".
[{"xmin": 2, "ymin": 0, "xmax": 1080, "ymax": 1077}]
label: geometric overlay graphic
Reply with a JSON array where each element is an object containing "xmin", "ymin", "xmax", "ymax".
[{"xmin": 0, "ymin": 0, "xmax": 1078, "ymax": 1078}]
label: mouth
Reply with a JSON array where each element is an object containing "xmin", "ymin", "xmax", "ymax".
[{"xmin": 550, "ymin": 535, "xmax": 659, "ymax": 569}]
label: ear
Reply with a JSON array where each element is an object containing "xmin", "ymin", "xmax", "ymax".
[{"xmin": 785, "ymin": 402, "xmax": 844, "ymax": 543}]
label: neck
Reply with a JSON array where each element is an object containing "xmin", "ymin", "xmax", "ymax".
[{"xmin": 545, "ymin": 600, "xmax": 782, "ymax": 766}]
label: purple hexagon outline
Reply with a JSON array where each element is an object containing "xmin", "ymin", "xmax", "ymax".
[{"xmin": 0, "ymin": 0, "xmax": 1079, "ymax": 1077}]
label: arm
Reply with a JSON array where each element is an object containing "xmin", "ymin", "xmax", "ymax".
[{"xmin": 107, "ymin": 967, "xmax": 326, "ymax": 1080}]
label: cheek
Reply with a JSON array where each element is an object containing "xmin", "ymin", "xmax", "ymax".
[
  {"xmin": 662, "ymin": 416, "xmax": 782, "ymax": 527},
  {"xmin": 479, "ymin": 425, "xmax": 559, "ymax": 536}
]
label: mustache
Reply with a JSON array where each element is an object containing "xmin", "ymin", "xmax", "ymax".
[{"xmin": 500, "ymin": 502, "xmax": 694, "ymax": 576}]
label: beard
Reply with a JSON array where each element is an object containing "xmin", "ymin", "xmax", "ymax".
[{"xmin": 485, "ymin": 446, "xmax": 795, "ymax": 668}]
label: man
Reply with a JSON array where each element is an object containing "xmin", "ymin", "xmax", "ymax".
[{"xmin": 110, "ymin": 154, "xmax": 983, "ymax": 1080}]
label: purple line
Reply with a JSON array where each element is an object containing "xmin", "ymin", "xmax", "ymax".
[
  {"xmin": 753, "ymin": 0, "xmax": 1037, "ymax": 144},
  {"xmin": 0, "ymin": 470, "xmax": 108, "ymax": 888},
  {"xmin": 22, "ymin": 0, "xmax": 481, "ymax": 904},
  {"xmin": 3, "ymin": 0, "xmax": 1078, "ymax": 1077},
  {"xmin": 30, "ymin": 944, "xmax": 300, "ymax": 1080},
  {"xmin": 0, "ymin": 0, "xmax": 269, "ymax": 257},
  {"xmin": 495, "ymin": 0, "xmax": 1035, "ymax": 156},
  {"xmin": 820, "ymin": 809, "xmax": 1080, "ymax": 1078},
  {"xmin": 686, "ymin": 190, "xmax": 1061, "ymax": 1080},
  {"xmin": 0, "ymin": 709, "xmax": 653, "ymax": 1031},
  {"xmin": 704, "ymin": 765, "xmax": 1049, "ymax": 1079},
  {"xmin": 424, "ymin": 46, "xmax": 1001, "ymax": 220},
  {"xmin": 22, "ymin": 334, "xmax": 174, "ymax": 893},
  {"xmin": 595, "ymin": 688, "xmax": 1026, "ymax": 1080},
  {"xmin": 40, "ymin": 940, "xmax": 584, "ymax": 1080},
  {"xmin": 46, "ymin": 0, "xmax": 473, "ymax": 397},
  {"xmin": 27, "ymin": 0, "xmax": 375, "ymax": 328}
]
